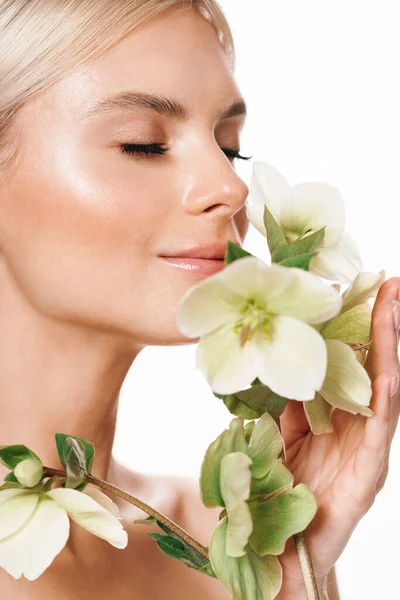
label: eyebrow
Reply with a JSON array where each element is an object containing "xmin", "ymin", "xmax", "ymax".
[{"xmin": 82, "ymin": 91, "xmax": 247, "ymax": 122}]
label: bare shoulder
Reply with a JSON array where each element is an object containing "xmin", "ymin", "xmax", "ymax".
[
  {"xmin": 173, "ymin": 475, "xmax": 221, "ymax": 547},
  {"xmin": 109, "ymin": 461, "xmax": 220, "ymax": 545}
]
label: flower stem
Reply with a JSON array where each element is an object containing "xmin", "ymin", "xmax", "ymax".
[
  {"xmin": 274, "ymin": 419, "xmax": 321, "ymax": 600},
  {"xmin": 43, "ymin": 466, "xmax": 209, "ymax": 560},
  {"xmin": 292, "ymin": 531, "xmax": 321, "ymax": 600}
]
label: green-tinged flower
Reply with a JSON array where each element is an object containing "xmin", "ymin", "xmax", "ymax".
[
  {"xmin": 303, "ymin": 271, "xmax": 385, "ymax": 433},
  {"xmin": 247, "ymin": 161, "xmax": 363, "ymax": 283},
  {"xmin": 200, "ymin": 414, "xmax": 317, "ymax": 600},
  {"xmin": 0, "ymin": 482, "xmax": 127, "ymax": 580},
  {"xmin": 178, "ymin": 255, "xmax": 342, "ymax": 400}
]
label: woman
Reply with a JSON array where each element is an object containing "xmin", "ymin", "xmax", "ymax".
[{"xmin": 0, "ymin": 1, "xmax": 398, "ymax": 598}]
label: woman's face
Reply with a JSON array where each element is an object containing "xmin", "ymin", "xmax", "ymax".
[{"xmin": 0, "ymin": 8, "xmax": 249, "ymax": 347}]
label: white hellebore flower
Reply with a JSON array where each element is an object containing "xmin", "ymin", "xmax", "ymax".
[
  {"xmin": 0, "ymin": 482, "xmax": 128, "ymax": 580},
  {"xmin": 177, "ymin": 255, "xmax": 342, "ymax": 400},
  {"xmin": 247, "ymin": 161, "xmax": 363, "ymax": 284},
  {"xmin": 303, "ymin": 270, "xmax": 385, "ymax": 433}
]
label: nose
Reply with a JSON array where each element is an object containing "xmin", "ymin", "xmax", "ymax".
[{"xmin": 180, "ymin": 143, "xmax": 250, "ymax": 221}]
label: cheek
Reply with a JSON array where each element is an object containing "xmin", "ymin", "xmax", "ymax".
[
  {"xmin": 234, "ymin": 204, "xmax": 250, "ymax": 242},
  {"xmin": 0, "ymin": 142, "xmax": 166, "ymax": 329}
]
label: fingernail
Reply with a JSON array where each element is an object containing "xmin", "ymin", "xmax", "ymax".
[
  {"xmin": 390, "ymin": 373, "xmax": 399, "ymax": 397},
  {"xmin": 392, "ymin": 300, "xmax": 400, "ymax": 333}
]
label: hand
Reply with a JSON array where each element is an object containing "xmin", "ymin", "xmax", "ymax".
[{"xmin": 276, "ymin": 277, "xmax": 400, "ymax": 593}]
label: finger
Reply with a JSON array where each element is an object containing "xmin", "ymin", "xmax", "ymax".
[
  {"xmin": 377, "ymin": 376, "xmax": 400, "ymax": 492},
  {"xmin": 280, "ymin": 399, "xmax": 310, "ymax": 449},
  {"xmin": 364, "ymin": 277, "xmax": 400, "ymax": 436},
  {"xmin": 364, "ymin": 277, "xmax": 400, "ymax": 384},
  {"xmin": 353, "ymin": 373, "xmax": 394, "ymax": 497}
]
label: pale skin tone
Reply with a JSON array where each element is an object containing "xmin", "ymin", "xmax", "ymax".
[{"xmin": 0, "ymin": 6, "xmax": 398, "ymax": 600}]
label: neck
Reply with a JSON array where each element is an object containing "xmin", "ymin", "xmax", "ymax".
[{"xmin": 0, "ymin": 257, "xmax": 142, "ymax": 485}]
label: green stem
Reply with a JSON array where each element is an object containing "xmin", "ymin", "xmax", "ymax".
[
  {"xmin": 274, "ymin": 419, "xmax": 321, "ymax": 600},
  {"xmin": 43, "ymin": 466, "xmax": 209, "ymax": 560}
]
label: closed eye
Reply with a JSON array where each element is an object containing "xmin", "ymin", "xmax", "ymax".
[{"xmin": 120, "ymin": 143, "xmax": 252, "ymax": 161}]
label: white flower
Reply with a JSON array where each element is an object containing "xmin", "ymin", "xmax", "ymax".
[
  {"xmin": 318, "ymin": 339, "xmax": 373, "ymax": 416},
  {"xmin": 247, "ymin": 161, "xmax": 363, "ymax": 284},
  {"xmin": 177, "ymin": 255, "xmax": 342, "ymax": 400},
  {"xmin": 303, "ymin": 270, "xmax": 385, "ymax": 433},
  {"xmin": 0, "ymin": 483, "xmax": 127, "ymax": 580}
]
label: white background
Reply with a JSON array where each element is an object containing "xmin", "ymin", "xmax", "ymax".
[{"xmin": 113, "ymin": 2, "xmax": 399, "ymax": 598}]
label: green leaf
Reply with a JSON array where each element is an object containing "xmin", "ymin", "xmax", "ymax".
[
  {"xmin": 249, "ymin": 460, "xmax": 294, "ymax": 498},
  {"xmin": 272, "ymin": 227, "xmax": 326, "ymax": 263},
  {"xmin": 277, "ymin": 252, "xmax": 318, "ymax": 271},
  {"xmin": 137, "ymin": 517, "xmax": 216, "ymax": 578},
  {"xmin": 303, "ymin": 393, "xmax": 334, "ymax": 435},
  {"xmin": 225, "ymin": 241, "xmax": 254, "ymax": 265},
  {"xmin": 247, "ymin": 414, "xmax": 283, "ymax": 479},
  {"xmin": 263, "ymin": 205, "xmax": 287, "ymax": 257},
  {"xmin": 248, "ymin": 483, "xmax": 318, "ymax": 556},
  {"xmin": 55, "ymin": 433, "xmax": 95, "ymax": 475},
  {"xmin": 243, "ymin": 421, "xmax": 256, "ymax": 444},
  {"xmin": 134, "ymin": 515, "xmax": 157, "ymax": 525},
  {"xmin": 4, "ymin": 471, "xmax": 19, "ymax": 483},
  {"xmin": 220, "ymin": 453, "xmax": 254, "ymax": 557},
  {"xmin": 320, "ymin": 303, "xmax": 372, "ymax": 346},
  {"xmin": 200, "ymin": 418, "xmax": 248, "ymax": 508},
  {"xmin": 214, "ymin": 391, "xmax": 261, "ymax": 420},
  {"xmin": 0, "ymin": 445, "xmax": 41, "ymax": 470},
  {"xmin": 215, "ymin": 386, "xmax": 289, "ymax": 421},
  {"xmin": 209, "ymin": 518, "xmax": 282, "ymax": 600},
  {"xmin": 63, "ymin": 437, "xmax": 87, "ymax": 489},
  {"xmin": 148, "ymin": 533, "xmax": 216, "ymax": 576}
]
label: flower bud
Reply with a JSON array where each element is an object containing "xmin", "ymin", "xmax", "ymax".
[{"xmin": 14, "ymin": 458, "xmax": 43, "ymax": 487}]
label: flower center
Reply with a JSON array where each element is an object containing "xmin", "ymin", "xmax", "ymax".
[
  {"xmin": 284, "ymin": 227, "xmax": 314, "ymax": 244},
  {"xmin": 233, "ymin": 297, "xmax": 275, "ymax": 347}
]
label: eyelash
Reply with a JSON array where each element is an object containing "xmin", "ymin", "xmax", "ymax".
[{"xmin": 120, "ymin": 143, "xmax": 252, "ymax": 161}]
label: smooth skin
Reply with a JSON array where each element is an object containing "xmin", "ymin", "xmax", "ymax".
[{"xmin": 0, "ymin": 6, "xmax": 398, "ymax": 599}]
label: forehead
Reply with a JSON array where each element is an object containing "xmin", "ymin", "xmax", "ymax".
[{"xmin": 37, "ymin": 8, "xmax": 242, "ymax": 121}]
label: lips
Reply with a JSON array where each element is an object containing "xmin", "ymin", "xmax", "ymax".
[
  {"xmin": 159, "ymin": 241, "xmax": 233, "ymax": 261},
  {"xmin": 160, "ymin": 256, "xmax": 226, "ymax": 275}
]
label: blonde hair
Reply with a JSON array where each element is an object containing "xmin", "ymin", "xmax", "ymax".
[{"xmin": 0, "ymin": 0, "xmax": 235, "ymax": 169}]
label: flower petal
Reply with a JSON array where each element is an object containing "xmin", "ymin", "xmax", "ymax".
[
  {"xmin": 177, "ymin": 276, "xmax": 244, "ymax": 338},
  {"xmin": 254, "ymin": 315, "xmax": 328, "ymax": 400},
  {"xmin": 247, "ymin": 161, "xmax": 292, "ymax": 235},
  {"xmin": 0, "ymin": 489, "xmax": 39, "ymax": 541},
  {"xmin": 341, "ymin": 270, "xmax": 386, "ymax": 312},
  {"xmin": 220, "ymin": 452, "xmax": 253, "ymax": 557},
  {"xmin": 204, "ymin": 256, "xmax": 292, "ymax": 304},
  {"xmin": 267, "ymin": 267, "xmax": 343, "ymax": 324},
  {"xmin": 0, "ymin": 496, "xmax": 70, "ymax": 580},
  {"xmin": 285, "ymin": 182, "xmax": 345, "ymax": 246},
  {"xmin": 13, "ymin": 458, "xmax": 43, "ymax": 488},
  {"xmin": 319, "ymin": 340, "xmax": 373, "ymax": 416},
  {"xmin": 196, "ymin": 321, "xmax": 259, "ymax": 395},
  {"xmin": 310, "ymin": 231, "xmax": 363, "ymax": 283},
  {"xmin": 46, "ymin": 488, "xmax": 128, "ymax": 549},
  {"xmin": 82, "ymin": 484, "xmax": 120, "ymax": 518},
  {"xmin": 249, "ymin": 460, "xmax": 294, "ymax": 497},
  {"xmin": 209, "ymin": 517, "xmax": 283, "ymax": 600},
  {"xmin": 248, "ymin": 483, "xmax": 318, "ymax": 556},
  {"xmin": 303, "ymin": 393, "xmax": 334, "ymax": 435},
  {"xmin": 200, "ymin": 418, "xmax": 248, "ymax": 508},
  {"xmin": 321, "ymin": 303, "xmax": 372, "ymax": 346},
  {"xmin": 247, "ymin": 413, "xmax": 283, "ymax": 479}
]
